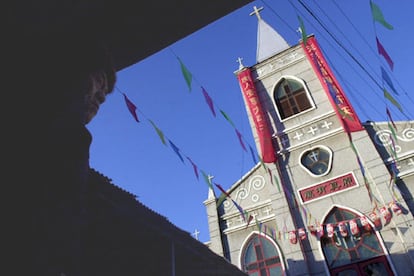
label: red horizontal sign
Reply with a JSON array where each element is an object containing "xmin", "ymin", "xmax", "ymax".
[{"xmin": 298, "ymin": 173, "xmax": 357, "ymax": 203}]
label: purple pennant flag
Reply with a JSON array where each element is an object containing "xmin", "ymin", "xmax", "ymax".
[
  {"xmin": 186, "ymin": 157, "xmax": 199, "ymax": 180},
  {"xmin": 168, "ymin": 140, "xmax": 184, "ymax": 163},
  {"xmin": 235, "ymin": 129, "xmax": 247, "ymax": 152},
  {"xmin": 201, "ymin": 87, "xmax": 216, "ymax": 117},
  {"xmin": 214, "ymin": 183, "xmax": 231, "ymax": 198},
  {"xmin": 232, "ymin": 199, "xmax": 246, "ymax": 221},
  {"xmin": 381, "ymin": 66, "xmax": 398, "ymax": 95},
  {"xmin": 123, "ymin": 93, "xmax": 139, "ymax": 122},
  {"xmin": 376, "ymin": 37, "xmax": 394, "ymax": 71}
]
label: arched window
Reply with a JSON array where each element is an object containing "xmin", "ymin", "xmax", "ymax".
[
  {"xmin": 241, "ymin": 233, "xmax": 284, "ymax": 276},
  {"xmin": 322, "ymin": 207, "xmax": 394, "ymax": 275},
  {"xmin": 274, "ymin": 77, "xmax": 312, "ymax": 119}
]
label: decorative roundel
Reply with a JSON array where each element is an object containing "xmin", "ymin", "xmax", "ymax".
[{"xmin": 299, "ymin": 146, "xmax": 332, "ymax": 177}]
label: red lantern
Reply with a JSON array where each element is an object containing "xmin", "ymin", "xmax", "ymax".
[
  {"xmin": 369, "ymin": 211, "xmax": 382, "ymax": 229},
  {"xmin": 289, "ymin": 231, "xmax": 297, "ymax": 244},
  {"xmin": 326, "ymin": 223, "xmax": 334, "ymax": 238},
  {"xmin": 338, "ymin": 222, "xmax": 348, "ymax": 237},
  {"xmin": 349, "ymin": 219, "xmax": 360, "ymax": 236},
  {"xmin": 308, "ymin": 225, "xmax": 316, "ymax": 237},
  {"xmin": 360, "ymin": 216, "xmax": 371, "ymax": 231},
  {"xmin": 380, "ymin": 206, "xmax": 392, "ymax": 224},
  {"xmin": 298, "ymin": 228, "xmax": 306, "ymax": 240},
  {"xmin": 390, "ymin": 201, "xmax": 402, "ymax": 216}
]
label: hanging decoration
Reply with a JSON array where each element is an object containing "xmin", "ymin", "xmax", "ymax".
[
  {"xmin": 301, "ymin": 36, "xmax": 364, "ymax": 133},
  {"xmin": 236, "ymin": 67, "xmax": 277, "ymax": 163},
  {"xmin": 370, "ymin": 0, "xmax": 394, "ymax": 30},
  {"xmin": 123, "ymin": 93, "xmax": 140, "ymax": 122}
]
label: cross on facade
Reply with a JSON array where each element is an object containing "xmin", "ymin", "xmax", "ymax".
[
  {"xmin": 307, "ymin": 126, "xmax": 318, "ymax": 135},
  {"xmin": 192, "ymin": 229, "xmax": 200, "ymax": 240},
  {"xmin": 236, "ymin": 57, "xmax": 245, "ymax": 70},
  {"xmin": 321, "ymin": 121, "xmax": 333, "ymax": 129},
  {"xmin": 249, "ymin": 6, "xmax": 264, "ymax": 20},
  {"xmin": 309, "ymin": 150, "xmax": 319, "ymax": 162},
  {"xmin": 293, "ymin": 131, "xmax": 303, "ymax": 140},
  {"xmin": 208, "ymin": 175, "xmax": 214, "ymax": 185}
]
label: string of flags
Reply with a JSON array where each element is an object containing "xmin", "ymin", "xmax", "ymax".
[
  {"xmin": 238, "ymin": 199, "xmax": 404, "ymax": 245},
  {"xmin": 119, "ymin": 55, "xmax": 262, "ymax": 195}
]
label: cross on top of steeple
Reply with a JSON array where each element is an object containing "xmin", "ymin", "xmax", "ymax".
[{"xmin": 249, "ymin": 6, "xmax": 264, "ymax": 20}]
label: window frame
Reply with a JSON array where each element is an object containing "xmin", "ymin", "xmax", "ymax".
[
  {"xmin": 299, "ymin": 145, "xmax": 333, "ymax": 177},
  {"xmin": 239, "ymin": 231, "xmax": 285, "ymax": 276},
  {"xmin": 272, "ymin": 76, "xmax": 315, "ymax": 121}
]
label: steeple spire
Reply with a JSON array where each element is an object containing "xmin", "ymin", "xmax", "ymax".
[{"xmin": 249, "ymin": 6, "xmax": 290, "ymax": 63}]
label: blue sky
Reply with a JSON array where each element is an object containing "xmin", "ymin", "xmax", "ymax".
[{"xmin": 87, "ymin": 0, "xmax": 413, "ymax": 243}]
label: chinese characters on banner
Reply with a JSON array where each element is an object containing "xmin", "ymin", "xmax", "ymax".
[
  {"xmin": 237, "ymin": 68, "xmax": 276, "ymax": 163},
  {"xmin": 302, "ymin": 36, "xmax": 363, "ymax": 133},
  {"xmin": 298, "ymin": 172, "xmax": 358, "ymax": 203}
]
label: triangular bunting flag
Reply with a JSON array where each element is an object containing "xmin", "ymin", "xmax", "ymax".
[
  {"xmin": 168, "ymin": 139, "xmax": 184, "ymax": 163},
  {"xmin": 370, "ymin": 1, "xmax": 394, "ymax": 30},
  {"xmin": 148, "ymin": 120, "xmax": 167, "ymax": 145},
  {"xmin": 383, "ymin": 89, "xmax": 402, "ymax": 111},
  {"xmin": 201, "ymin": 87, "xmax": 216, "ymax": 117},
  {"xmin": 235, "ymin": 129, "xmax": 247, "ymax": 152},
  {"xmin": 186, "ymin": 157, "xmax": 199, "ymax": 180},
  {"xmin": 232, "ymin": 199, "xmax": 246, "ymax": 221},
  {"xmin": 386, "ymin": 107, "xmax": 397, "ymax": 131},
  {"xmin": 381, "ymin": 66, "xmax": 398, "ymax": 95},
  {"xmin": 214, "ymin": 183, "xmax": 231, "ymax": 198},
  {"xmin": 220, "ymin": 109, "xmax": 235, "ymax": 127},
  {"xmin": 249, "ymin": 145, "xmax": 258, "ymax": 164},
  {"xmin": 201, "ymin": 170, "xmax": 214, "ymax": 190},
  {"xmin": 376, "ymin": 37, "xmax": 394, "ymax": 71},
  {"xmin": 123, "ymin": 93, "xmax": 139, "ymax": 122},
  {"xmin": 298, "ymin": 16, "xmax": 307, "ymax": 46},
  {"xmin": 178, "ymin": 57, "xmax": 193, "ymax": 91}
]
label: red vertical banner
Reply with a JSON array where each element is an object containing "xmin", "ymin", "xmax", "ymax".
[
  {"xmin": 237, "ymin": 68, "xmax": 276, "ymax": 163},
  {"xmin": 301, "ymin": 36, "xmax": 363, "ymax": 133}
]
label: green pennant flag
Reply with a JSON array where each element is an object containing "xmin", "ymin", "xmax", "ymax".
[
  {"xmin": 387, "ymin": 121, "xmax": 398, "ymax": 140},
  {"xmin": 201, "ymin": 170, "xmax": 213, "ymax": 190},
  {"xmin": 383, "ymin": 88, "xmax": 403, "ymax": 112},
  {"xmin": 216, "ymin": 193, "xmax": 227, "ymax": 208},
  {"xmin": 178, "ymin": 57, "xmax": 193, "ymax": 91},
  {"xmin": 298, "ymin": 16, "xmax": 307, "ymax": 45},
  {"xmin": 273, "ymin": 175, "xmax": 281, "ymax": 193},
  {"xmin": 370, "ymin": 1, "xmax": 394, "ymax": 30},
  {"xmin": 148, "ymin": 120, "xmax": 166, "ymax": 145},
  {"xmin": 383, "ymin": 89, "xmax": 402, "ymax": 112},
  {"xmin": 219, "ymin": 109, "xmax": 235, "ymax": 127}
]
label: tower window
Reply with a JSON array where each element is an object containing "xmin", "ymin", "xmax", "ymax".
[
  {"xmin": 300, "ymin": 146, "xmax": 332, "ymax": 177},
  {"xmin": 274, "ymin": 77, "xmax": 312, "ymax": 119}
]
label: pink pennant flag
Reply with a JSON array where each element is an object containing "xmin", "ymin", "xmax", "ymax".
[
  {"xmin": 186, "ymin": 157, "xmax": 199, "ymax": 180},
  {"xmin": 201, "ymin": 87, "xmax": 216, "ymax": 117},
  {"xmin": 235, "ymin": 129, "xmax": 247, "ymax": 152},
  {"xmin": 123, "ymin": 93, "xmax": 139, "ymax": 122},
  {"xmin": 376, "ymin": 37, "xmax": 394, "ymax": 71}
]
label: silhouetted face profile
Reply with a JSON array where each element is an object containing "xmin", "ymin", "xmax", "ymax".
[{"xmin": 84, "ymin": 67, "xmax": 116, "ymax": 124}]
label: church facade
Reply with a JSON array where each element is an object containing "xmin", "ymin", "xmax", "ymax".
[{"xmin": 204, "ymin": 11, "xmax": 414, "ymax": 276}]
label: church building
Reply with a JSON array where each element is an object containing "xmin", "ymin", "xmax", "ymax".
[{"xmin": 205, "ymin": 6, "xmax": 414, "ymax": 276}]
